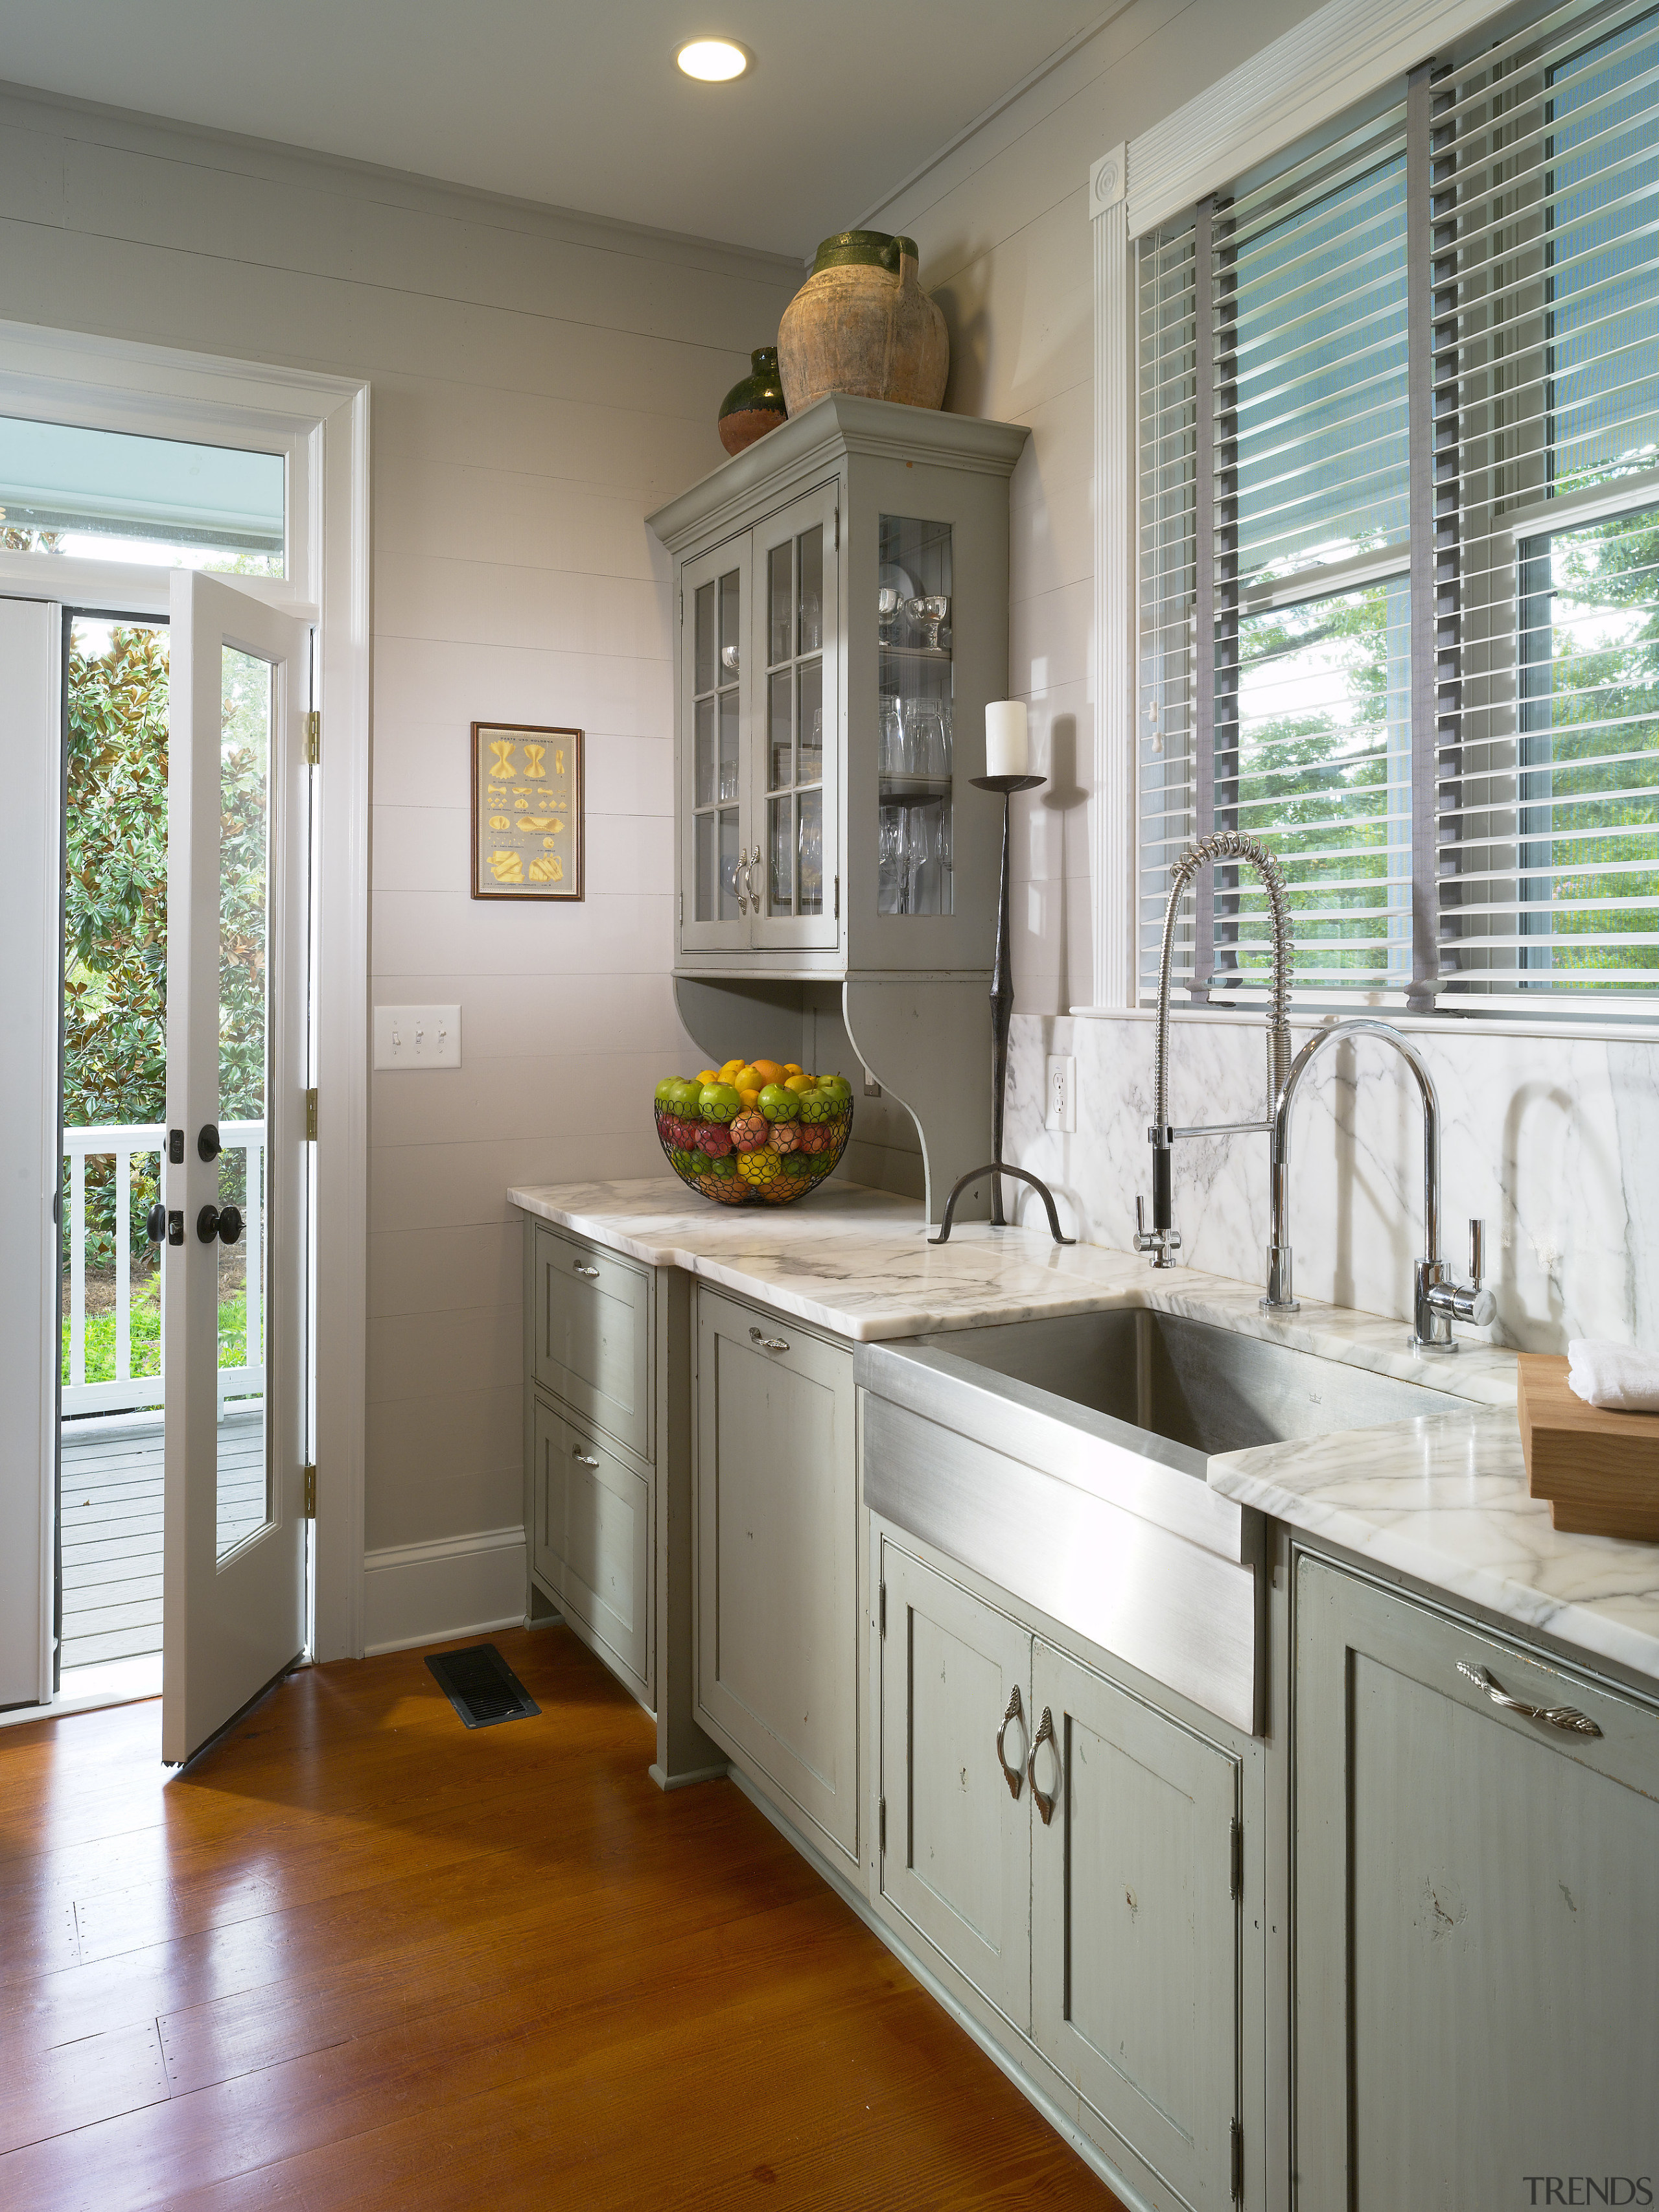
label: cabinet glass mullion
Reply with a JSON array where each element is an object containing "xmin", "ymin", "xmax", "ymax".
[
  {"xmin": 764, "ymin": 524, "xmax": 826, "ymax": 919},
  {"xmin": 691, "ymin": 566, "xmax": 744, "ymax": 921}
]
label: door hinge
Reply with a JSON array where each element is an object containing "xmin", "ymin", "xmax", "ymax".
[
  {"xmin": 304, "ymin": 710, "xmax": 321, "ymax": 765},
  {"xmin": 1230, "ymin": 2116, "xmax": 1242, "ymax": 2200},
  {"xmin": 879, "ymin": 1580, "xmax": 886, "ymax": 1636},
  {"xmin": 1229, "ymin": 1816, "xmax": 1242, "ymax": 1901},
  {"xmin": 303, "ymin": 1464, "xmax": 317, "ymax": 1519},
  {"xmin": 833, "ymin": 505, "xmax": 840, "ymax": 552},
  {"xmin": 305, "ymin": 1087, "xmax": 318, "ymax": 1142},
  {"xmin": 878, "ymin": 1796, "xmax": 886, "ymax": 1853}
]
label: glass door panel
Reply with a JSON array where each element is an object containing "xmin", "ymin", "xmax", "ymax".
[
  {"xmin": 877, "ymin": 515, "xmax": 953, "ymax": 916},
  {"xmin": 680, "ymin": 536, "xmax": 752, "ymax": 950},
  {"xmin": 752, "ymin": 485, "xmax": 839, "ymax": 947},
  {"xmin": 216, "ymin": 645, "xmax": 271, "ymax": 1559}
]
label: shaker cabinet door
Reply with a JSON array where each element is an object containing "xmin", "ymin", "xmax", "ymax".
[
  {"xmin": 679, "ymin": 533, "xmax": 753, "ymax": 954},
  {"xmin": 877, "ymin": 1536, "xmax": 1032, "ymax": 2032},
  {"xmin": 694, "ymin": 1288, "xmax": 858, "ymax": 1859},
  {"xmin": 1295, "ymin": 1554, "xmax": 1659, "ymax": 2209},
  {"xmin": 1030, "ymin": 1640, "xmax": 1240, "ymax": 2212},
  {"xmin": 748, "ymin": 482, "xmax": 841, "ymax": 953}
]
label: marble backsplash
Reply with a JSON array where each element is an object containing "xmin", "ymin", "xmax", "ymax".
[{"xmin": 1001, "ymin": 1010, "xmax": 1659, "ymax": 1354}]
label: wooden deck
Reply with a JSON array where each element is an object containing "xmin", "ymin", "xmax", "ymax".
[
  {"xmin": 59, "ymin": 1410, "xmax": 266, "ymax": 1671},
  {"xmin": 0, "ymin": 1627, "xmax": 1120, "ymax": 2209}
]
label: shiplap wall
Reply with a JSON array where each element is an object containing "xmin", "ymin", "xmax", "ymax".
[
  {"xmin": 863, "ymin": 0, "xmax": 1325, "ymax": 1018},
  {"xmin": 0, "ymin": 82, "xmax": 799, "ymax": 1566}
]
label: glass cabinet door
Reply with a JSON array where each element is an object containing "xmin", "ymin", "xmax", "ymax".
[
  {"xmin": 877, "ymin": 515, "xmax": 953, "ymax": 916},
  {"xmin": 750, "ymin": 485, "xmax": 840, "ymax": 949},
  {"xmin": 679, "ymin": 533, "xmax": 752, "ymax": 951}
]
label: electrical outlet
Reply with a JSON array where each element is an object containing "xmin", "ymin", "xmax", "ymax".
[
  {"xmin": 1046, "ymin": 1054, "xmax": 1076, "ymax": 1132},
  {"xmin": 375, "ymin": 1004, "xmax": 462, "ymax": 1069}
]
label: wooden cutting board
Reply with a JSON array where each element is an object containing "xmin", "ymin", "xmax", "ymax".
[{"xmin": 1517, "ymin": 1352, "xmax": 1659, "ymax": 1541}]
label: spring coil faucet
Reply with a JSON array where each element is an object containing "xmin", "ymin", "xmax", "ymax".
[{"xmin": 1136, "ymin": 832, "xmax": 1294, "ymax": 1268}]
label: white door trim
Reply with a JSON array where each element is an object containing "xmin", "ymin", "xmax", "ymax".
[{"xmin": 0, "ymin": 319, "xmax": 371, "ymax": 1677}]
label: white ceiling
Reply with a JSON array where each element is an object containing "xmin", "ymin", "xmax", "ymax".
[{"xmin": 0, "ymin": 1, "xmax": 1114, "ymax": 257}]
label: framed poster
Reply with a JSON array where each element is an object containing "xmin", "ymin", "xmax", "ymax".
[{"xmin": 470, "ymin": 723, "xmax": 584, "ymax": 900}]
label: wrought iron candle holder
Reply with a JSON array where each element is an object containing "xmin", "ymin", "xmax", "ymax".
[{"xmin": 930, "ymin": 773, "xmax": 1074, "ymax": 1246}]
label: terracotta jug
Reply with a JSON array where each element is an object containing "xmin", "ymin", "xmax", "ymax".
[{"xmin": 777, "ymin": 231, "xmax": 949, "ymax": 416}]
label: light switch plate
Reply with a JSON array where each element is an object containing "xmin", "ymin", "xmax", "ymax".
[
  {"xmin": 1046, "ymin": 1054, "xmax": 1076, "ymax": 1132},
  {"xmin": 375, "ymin": 1004, "xmax": 461, "ymax": 1069}
]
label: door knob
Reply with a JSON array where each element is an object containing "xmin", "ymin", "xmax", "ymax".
[
  {"xmin": 146, "ymin": 1202, "xmax": 167, "ymax": 1245},
  {"xmin": 197, "ymin": 1124, "xmax": 222, "ymax": 1161},
  {"xmin": 196, "ymin": 1203, "xmax": 244, "ymax": 1244}
]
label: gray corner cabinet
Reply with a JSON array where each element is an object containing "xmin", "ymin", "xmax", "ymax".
[{"xmin": 647, "ymin": 395, "xmax": 1030, "ymax": 1222}]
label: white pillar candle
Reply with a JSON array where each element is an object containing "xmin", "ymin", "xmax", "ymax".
[{"xmin": 984, "ymin": 699, "xmax": 1029, "ymax": 779}]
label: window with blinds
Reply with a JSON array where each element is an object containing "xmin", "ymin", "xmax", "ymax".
[{"xmin": 1137, "ymin": 0, "xmax": 1659, "ymax": 1014}]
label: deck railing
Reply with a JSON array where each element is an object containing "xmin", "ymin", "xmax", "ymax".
[{"xmin": 61, "ymin": 1119, "xmax": 265, "ymax": 1417}]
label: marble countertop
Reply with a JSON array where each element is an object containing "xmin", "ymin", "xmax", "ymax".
[
  {"xmin": 508, "ymin": 1178, "xmax": 1516, "ymax": 1403},
  {"xmin": 509, "ymin": 1178, "xmax": 1659, "ymax": 1690},
  {"xmin": 1211, "ymin": 1410, "xmax": 1659, "ymax": 1692}
]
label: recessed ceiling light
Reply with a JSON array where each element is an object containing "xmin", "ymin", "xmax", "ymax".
[{"xmin": 677, "ymin": 38, "xmax": 749, "ymax": 82}]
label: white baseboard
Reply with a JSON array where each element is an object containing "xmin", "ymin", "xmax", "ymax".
[{"xmin": 362, "ymin": 1524, "xmax": 526, "ymax": 1657}]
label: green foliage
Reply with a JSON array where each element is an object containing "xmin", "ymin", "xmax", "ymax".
[
  {"xmin": 63, "ymin": 622, "xmax": 270, "ymax": 1272},
  {"xmin": 61, "ymin": 1279, "xmax": 256, "ymax": 1387}
]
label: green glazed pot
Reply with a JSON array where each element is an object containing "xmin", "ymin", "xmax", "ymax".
[
  {"xmin": 718, "ymin": 345, "xmax": 788, "ymax": 456},
  {"xmin": 778, "ymin": 231, "xmax": 947, "ymax": 415}
]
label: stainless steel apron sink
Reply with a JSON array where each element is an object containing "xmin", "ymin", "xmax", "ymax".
[{"xmin": 855, "ymin": 1308, "xmax": 1446, "ymax": 1732}]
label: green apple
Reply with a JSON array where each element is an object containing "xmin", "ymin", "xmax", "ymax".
[
  {"xmin": 699, "ymin": 1082, "xmax": 743, "ymax": 1123},
  {"xmin": 758, "ymin": 1083, "xmax": 800, "ymax": 1123}
]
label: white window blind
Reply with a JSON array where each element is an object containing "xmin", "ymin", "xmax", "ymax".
[{"xmin": 1138, "ymin": 0, "xmax": 1659, "ymax": 1014}]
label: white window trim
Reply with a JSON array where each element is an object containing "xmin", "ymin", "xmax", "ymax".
[
  {"xmin": 0, "ymin": 317, "xmax": 371, "ymax": 1666},
  {"xmin": 1085, "ymin": 0, "xmax": 1608, "ymax": 1027}
]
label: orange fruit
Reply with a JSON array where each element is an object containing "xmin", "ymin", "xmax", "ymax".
[
  {"xmin": 751, "ymin": 1058, "xmax": 785, "ymax": 1086},
  {"xmin": 739, "ymin": 1088, "xmax": 761, "ymax": 1108}
]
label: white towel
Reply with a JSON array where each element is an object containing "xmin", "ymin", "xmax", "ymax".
[{"xmin": 1566, "ymin": 1339, "xmax": 1659, "ymax": 1413}]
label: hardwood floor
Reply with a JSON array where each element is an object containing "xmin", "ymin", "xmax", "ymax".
[{"xmin": 0, "ymin": 1625, "xmax": 1121, "ymax": 2210}]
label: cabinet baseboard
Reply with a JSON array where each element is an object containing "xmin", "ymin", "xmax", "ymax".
[{"xmin": 725, "ymin": 1766, "xmax": 1160, "ymax": 2212}]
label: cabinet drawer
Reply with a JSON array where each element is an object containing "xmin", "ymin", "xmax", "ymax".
[
  {"xmin": 531, "ymin": 1394, "xmax": 649, "ymax": 1697},
  {"xmin": 531, "ymin": 1224, "xmax": 651, "ymax": 1458}
]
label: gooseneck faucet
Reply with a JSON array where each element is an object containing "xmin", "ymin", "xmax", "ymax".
[
  {"xmin": 1135, "ymin": 832, "xmax": 1294, "ymax": 1269},
  {"xmin": 1261, "ymin": 1018, "xmax": 1494, "ymax": 1353}
]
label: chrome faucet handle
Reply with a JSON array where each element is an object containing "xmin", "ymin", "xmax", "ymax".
[
  {"xmin": 1469, "ymin": 1217, "xmax": 1485, "ymax": 1288},
  {"xmin": 1133, "ymin": 1195, "xmax": 1181, "ymax": 1265},
  {"xmin": 1420, "ymin": 1217, "xmax": 1497, "ymax": 1345}
]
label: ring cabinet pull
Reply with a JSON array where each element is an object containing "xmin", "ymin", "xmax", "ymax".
[
  {"xmin": 749, "ymin": 1327, "xmax": 790, "ymax": 1353},
  {"xmin": 995, "ymin": 1685, "xmax": 1025, "ymax": 1800},
  {"xmin": 1457, "ymin": 1660, "xmax": 1602, "ymax": 1737},
  {"xmin": 1028, "ymin": 1705, "xmax": 1058, "ymax": 1826}
]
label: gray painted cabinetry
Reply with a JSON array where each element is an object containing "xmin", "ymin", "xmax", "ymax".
[
  {"xmin": 1294, "ymin": 1554, "xmax": 1659, "ymax": 2210},
  {"xmin": 693, "ymin": 1285, "xmax": 860, "ymax": 1863}
]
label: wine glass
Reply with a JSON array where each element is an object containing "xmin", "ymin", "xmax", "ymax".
[
  {"xmin": 877, "ymin": 585, "xmax": 900, "ymax": 644},
  {"xmin": 878, "ymin": 806, "xmax": 905, "ymax": 913},
  {"xmin": 903, "ymin": 594, "xmax": 949, "ymax": 651}
]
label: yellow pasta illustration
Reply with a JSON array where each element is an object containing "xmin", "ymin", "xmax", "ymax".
[
  {"xmin": 487, "ymin": 849, "xmax": 524, "ymax": 884},
  {"xmin": 488, "ymin": 813, "xmax": 511, "ymax": 831},
  {"xmin": 528, "ymin": 852, "xmax": 564, "ymax": 883},
  {"xmin": 523, "ymin": 743, "xmax": 546, "ymax": 778},
  {"xmin": 487, "ymin": 739, "xmax": 515, "ymax": 780},
  {"xmin": 516, "ymin": 814, "xmax": 563, "ymax": 833}
]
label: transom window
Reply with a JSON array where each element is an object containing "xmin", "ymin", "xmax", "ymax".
[{"xmin": 1138, "ymin": 0, "xmax": 1659, "ymax": 1014}]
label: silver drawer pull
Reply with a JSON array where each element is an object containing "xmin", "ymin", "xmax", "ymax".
[
  {"xmin": 573, "ymin": 1263, "xmax": 600, "ymax": 1279},
  {"xmin": 572, "ymin": 1449, "xmax": 600, "ymax": 1468},
  {"xmin": 749, "ymin": 1327, "xmax": 790, "ymax": 1353},
  {"xmin": 995, "ymin": 1684, "xmax": 1025, "ymax": 1800},
  {"xmin": 1457, "ymin": 1660, "xmax": 1603, "ymax": 1737},
  {"xmin": 1028, "ymin": 1705, "xmax": 1058, "ymax": 1826}
]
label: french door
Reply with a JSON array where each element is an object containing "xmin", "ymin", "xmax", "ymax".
[{"xmin": 162, "ymin": 570, "xmax": 312, "ymax": 1764}]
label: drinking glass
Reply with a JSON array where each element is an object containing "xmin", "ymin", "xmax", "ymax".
[
  {"xmin": 907, "ymin": 698, "xmax": 947, "ymax": 778},
  {"xmin": 878, "ymin": 806, "xmax": 905, "ymax": 913},
  {"xmin": 878, "ymin": 697, "xmax": 905, "ymax": 775}
]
